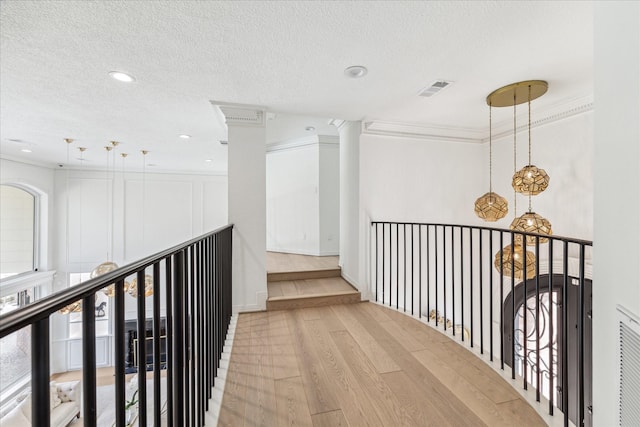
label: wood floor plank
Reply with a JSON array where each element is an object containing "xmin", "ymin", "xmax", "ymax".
[
  {"xmin": 286, "ymin": 310, "xmax": 340, "ymax": 415},
  {"xmin": 275, "ymin": 376, "xmax": 314, "ymax": 427},
  {"xmin": 303, "ymin": 318, "xmax": 385, "ymax": 426},
  {"xmin": 221, "ymin": 303, "xmax": 549, "ymax": 427},
  {"xmin": 350, "ymin": 303, "xmax": 487, "ymax": 426},
  {"xmin": 330, "ymin": 329, "xmax": 415, "ymax": 426},
  {"xmin": 243, "ymin": 312, "xmax": 278, "ymax": 426},
  {"xmin": 358, "ymin": 301, "xmax": 394, "ymax": 323},
  {"xmin": 377, "ymin": 317, "xmax": 428, "ymax": 352},
  {"xmin": 311, "ymin": 409, "xmax": 348, "ymax": 427},
  {"xmin": 279, "ymin": 280, "xmax": 299, "ymax": 296},
  {"xmin": 427, "ymin": 341, "xmax": 521, "ymax": 404},
  {"xmin": 495, "ymin": 398, "xmax": 547, "ymax": 426},
  {"xmin": 296, "ymin": 279, "xmax": 325, "ymax": 295},
  {"xmin": 331, "ymin": 304, "xmax": 401, "ymax": 374},
  {"xmin": 381, "ymin": 370, "xmax": 457, "ymax": 427},
  {"xmin": 412, "ymin": 348, "xmax": 521, "ymax": 426},
  {"xmin": 269, "ymin": 311, "xmax": 300, "ymax": 380},
  {"xmin": 268, "ymin": 281, "xmax": 284, "ymax": 297},
  {"xmin": 314, "ymin": 305, "xmax": 347, "ymax": 332},
  {"xmin": 218, "ymin": 314, "xmax": 254, "ymax": 426}
]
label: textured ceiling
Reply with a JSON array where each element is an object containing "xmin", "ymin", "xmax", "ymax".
[{"xmin": 0, "ymin": 1, "xmax": 593, "ymax": 173}]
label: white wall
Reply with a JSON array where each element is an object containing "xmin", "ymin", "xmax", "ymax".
[
  {"xmin": 319, "ymin": 142, "xmax": 340, "ymax": 255},
  {"xmin": 593, "ymin": 2, "xmax": 639, "ymax": 425},
  {"xmin": 267, "ymin": 144, "xmax": 320, "ymax": 255},
  {"xmin": 490, "ymin": 111, "xmax": 593, "ymax": 241},
  {"xmin": 266, "ymin": 137, "xmax": 340, "ymax": 256},
  {"xmin": 339, "ymin": 122, "xmax": 362, "ymax": 287}
]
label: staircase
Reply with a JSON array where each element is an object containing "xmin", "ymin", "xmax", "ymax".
[{"xmin": 266, "ymin": 260, "xmax": 361, "ymax": 311}]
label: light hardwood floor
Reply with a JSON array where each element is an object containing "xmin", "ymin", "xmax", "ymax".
[{"xmin": 218, "ymin": 302, "xmax": 546, "ymax": 426}]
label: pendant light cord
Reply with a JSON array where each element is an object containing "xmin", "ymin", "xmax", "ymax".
[
  {"xmin": 489, "ymin": 104, "xmax": 493, "ymax": 194},
  {"xmin": 513, "ymin": 93, "xmax": 517, "ymax": 218},
  {"xmin": 528, "ymin": 85, "xmax": 533, "ymax": 213}
]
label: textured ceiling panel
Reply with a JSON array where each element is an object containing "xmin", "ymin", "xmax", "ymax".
[{"xmin": 0, "ymin": 1, "xmax": 593, "ymax": 172}]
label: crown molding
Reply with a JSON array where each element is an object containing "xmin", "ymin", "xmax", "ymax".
[
  {"xmin": 210, "ymin": 101, "xmax": 267, "ymax": 127},
  {"xmin": 362, "ymin": 121, "xmax": 483, "ymax": 143},
  {"xmin": 362, "ymin": 95, "xmax": 594, "ymax": 143},
  {"xmin": 267, "ymin": 135, "xmax": 339, "ymax": 153}
]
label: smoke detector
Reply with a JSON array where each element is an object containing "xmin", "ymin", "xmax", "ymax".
[{"xmin": 418, "ymin": 80, "xmax": 453, "ymax": 97}]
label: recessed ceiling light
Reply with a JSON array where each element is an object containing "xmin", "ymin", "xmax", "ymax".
[
  {"xmin": 205, "ymin": 159, "xmax": 212, "ymax": 163},
  {"xmin": 179, "ymin": 134, "xmax": 191, "ymax": 139},
  {"xmin": 305, "ymin": 126, "xmax": 316, "ymax": 132},
  {"xmin": 108, "ymin": 71, "xmax": 136, "ymax": 83},
  {"xmin": 21, "ymin": 148, "xmax": 32, "ymax": 153},
  {"xmin": 344, "ymin": 65, "xmax": 368, "ymax": 78}
]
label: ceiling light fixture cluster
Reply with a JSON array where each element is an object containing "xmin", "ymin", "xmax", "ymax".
[{"xmin": 476, "ymin": 80, "xmax": 553, "ymax": 280}]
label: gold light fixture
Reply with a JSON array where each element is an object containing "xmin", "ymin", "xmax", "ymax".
[
  {"xmin": 92, "ymin": 145, "xmax": 119, "ymax": 279},
  {"xmin": 58, "ymin": 300, "xmax": 82, "ymax": 314},
  {"xmin": 501, "ymin": 81, "xmax": 550, "ymax": 195},
  {"xmin": 510, "ymin": 211, "xmax": 552, "ymax": 246},
  {"xmin": 127, "ymin": 274, "xmax": 154, "ymax": 298},
  {"xmin": 474, "ymin": 101, "xmax": 508, "ymax": 221},
  {"xmin": 494, "ymin": 244, "xmax": 536, "ymax": 280},
  {"xmin": 508, "ymin": 84, "xmax": 553, "ymax": 245}
]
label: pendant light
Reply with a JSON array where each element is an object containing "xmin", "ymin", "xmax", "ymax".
[
  {"xmin": 511, "ymin": 82, "xmax": 550, "ymax": 195},
  {"xmin": 103, "ymin": 152, "xmax": 131, "ymax": 297},
  {"xmin": 59, "ymin": 140, "xmax": 84, "ymax": 314},
  {"xmin": 493, "ymin": 88, "xmax": 536, "ymax": 279},
  {"xmin": 127, "ymin": 150, "xmax": 153, "ymax": 298},
  {"xmin": 474, "ymin": 101, "xmax": 508, "ymax": 221},
  {"xmin": 509, "ymin": 84, "xmax": 552, "ymax": 245},
  {"xmin": 91, "ymin": 143, "xmax": 119, "ymax": 278}
]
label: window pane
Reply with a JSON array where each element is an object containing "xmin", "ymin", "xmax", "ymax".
[
  {"xmin": 0, "ymin": 185, "xmax": 35, "ymax": 278},
  {"xmin": 0, "ymin": 326, "xmax": 31, "ymax": 392}
]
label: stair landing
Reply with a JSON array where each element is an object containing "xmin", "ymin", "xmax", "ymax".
[{"xmin": 266, "ymin": 252, "xmax": 361, "ymax": 311}]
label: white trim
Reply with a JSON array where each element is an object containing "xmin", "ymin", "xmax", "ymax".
[
  {"xmin": 0, "ymin": 270, "xmax": 55, "ymax": 298},
  {"xmin": 362, "ymin": 96, "xmax": 594, "ymax": 144},
  {"xmin": 206, "ymin": 314, "xmax": 238, "ymax": 425},
  {"xmin": 266, "ymin": 135, "xmax": 339, "ymax": 153}
]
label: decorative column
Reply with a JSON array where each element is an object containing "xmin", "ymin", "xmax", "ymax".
[
  {"xmin": 332, "ymin": 120, "xmax": 363, "ymax": 289},
  {"xmin": 214, "ymin": 102, "xmax": 267, "ymax": 312}
]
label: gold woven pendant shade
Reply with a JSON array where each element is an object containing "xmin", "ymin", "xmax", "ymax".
[
  {"xmin": 474, "ymin": 192, "xmax": 508, "ymax": 222},
  {"xmin": 127, "ymin": 274, "xmax": 154, "ymax": 298},
  {"xmin": 512, "ymin": 165, "xmax": 549, "ymax": 195},
  {"xmin": 494, "ymin": 244, "xmax": 536, "ymax": 280},
  {"xmin": 91, "ymin": 261, "xmax": 119, "ymax": 279},
  {"xmin": 58, "ymin": 300, "xmax": 82, "ymax": 314},
  {"xmin": 510, "ymin": 212, "xmax": 552, "ymax": 245}
]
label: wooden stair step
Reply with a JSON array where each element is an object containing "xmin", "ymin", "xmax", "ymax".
[
  {"xmin": 266, "ymin": 290, "xmax": 361, "ymax": 311},
  {"xmin": 267, "ymin": 267, "xmax": 341, "ymax": 282}
]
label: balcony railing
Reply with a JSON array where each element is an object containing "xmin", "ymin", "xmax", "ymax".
[
  {"xmin": 0, "ymin": 224, "xmax": 233, "ymax": 427},
  {"xmin": 370, "ymin": 221, "xmax": 592, "ymax": 427}
]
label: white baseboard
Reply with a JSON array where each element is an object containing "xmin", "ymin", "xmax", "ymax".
[{"xmin": 206, "ymin": 314, "xmax": 238, "ymax": 425}]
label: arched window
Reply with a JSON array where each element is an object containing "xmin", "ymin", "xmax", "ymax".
[{"xmin": 0, "ymin": 184, "xmax": 36, "ymax": 279}]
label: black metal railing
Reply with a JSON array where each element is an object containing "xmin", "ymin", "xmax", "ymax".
[
  {"xmin": 370, "ymin": 221, "xmax": 593, "ymax": 427},
  {"xmin": 0, "ymin": 224, "xmax": 233, "ymax": 427}
]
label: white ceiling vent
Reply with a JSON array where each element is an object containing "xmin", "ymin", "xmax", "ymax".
[{"xmin": 418, "ymin": 80, "xmax": 453, "ymax": 98}]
